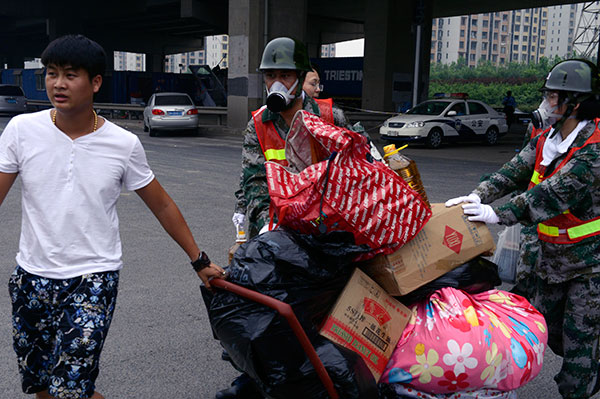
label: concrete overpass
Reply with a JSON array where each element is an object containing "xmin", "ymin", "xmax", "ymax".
[
  {"xmin": 0, "ymin": 0, "xmax": 227, "ymax": 72},
  {"xmin": 0, "ymin": 0, "xmax": 584, "ymax": 128}
]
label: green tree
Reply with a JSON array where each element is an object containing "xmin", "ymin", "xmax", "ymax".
[{"xmin": 428, "ymin": 56, "xmax": 576, "ymax": 111}]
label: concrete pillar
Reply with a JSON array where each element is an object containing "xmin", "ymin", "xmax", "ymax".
[
  {"xmin": 227, "ymin": 0, "xmax": 263, "ymax": 129},
  {"xmin": 46, "ymin": 17, "xmax": 84, "ymax": 40},
  {"xmin": 105, "ymin": 50, "xmax": 115, "ymax": 72},
  {"xmin": 362, "ymin": 0, "xmax": 432, "ymax": 112},
  {"xmin": 267, "ymin": 0, "xmax": 306, "ymax": 40},
  {"xmin": 306, "ymin": 26, "xmax": 321, "ymax": 59},
  {"xmin": 5, "ymin": 55, "xmax": 24, "ymax": 69},
  {"xmin": 45, "ymin": 18, "xmax": 59, "ymax": 41},
  {"xmin": 146, "ymin": 53, "xmax": 165, "ymax": 73},
  {"xmin": 227, "ymin": 0, "xmax": 308, "ymax": 129}
]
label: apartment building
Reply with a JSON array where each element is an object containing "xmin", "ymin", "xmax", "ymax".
[
  {"xmin": 509, "ymin": 8, "xmax": 547, "ymax": 63},
  {"xmin": 431, "ymin": 4, "xmax": 580, "ymax": 66},
  {"xmin": 321, "ymin": 43, "xmax": 336, "ymax": 57},
  {"xmin": 546, "ymin": 4, "xmax": 577, "ymax": 58},
  {"xmin": 431, "ymin": 11, "xmax": 514, "ymax": 66},
  {"xmin": 204, "ymin": 35, "xmax": 229, "ymax": 68},
  {"xmin": 114, "ymin": 52, "xmax": 146, "ymax": 71},
  {"xmin": 164, "ymin": 50, "xmax": 206, "ymax": 73},
  {"xmin": 163, "ymin": 34, "xmax": 228, "ymax": 73}
]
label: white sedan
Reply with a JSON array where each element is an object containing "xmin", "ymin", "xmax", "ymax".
[
  {"xmin": 143, "ymin": 92, "xmax": 199, "ymax": 137},
  {"xmin": 380, "ymin": 99, "xmax": 508, "ymax": 149}
]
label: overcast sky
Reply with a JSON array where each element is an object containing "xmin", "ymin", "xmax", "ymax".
[{"xmin": 335, "ymin": 38, "xmax": 365, "ymax": 57}]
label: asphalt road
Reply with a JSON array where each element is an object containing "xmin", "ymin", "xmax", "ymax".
[{"xmin": 0, "ymin": 115, "xmax": 594, "ymax": 399}]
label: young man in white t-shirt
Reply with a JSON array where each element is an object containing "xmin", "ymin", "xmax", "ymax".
[{"xmin": 0, "ymin": 34, "xmax": 226, "ymax": 399}]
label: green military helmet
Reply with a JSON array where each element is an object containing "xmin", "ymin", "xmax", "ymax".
[
  {"xmin": 259, "ymin": 37, "xmax": 312, "ymax": 72},
  {"xmin": 543, "ymin": 59, "xmax": 600, "ymax": 94}
]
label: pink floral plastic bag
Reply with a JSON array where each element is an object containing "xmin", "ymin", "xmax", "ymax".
[{"xmin": 381, "ymin": 288, "xmax": 547, "ymax": 393}]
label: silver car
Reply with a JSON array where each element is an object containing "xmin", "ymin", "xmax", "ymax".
[
  {"xmin": 143, "ymin": 92, "xmax": 199, "ymax": 136},
  {"xmin": 0, "ymin": 85, "xmax": 27, "ymax": 115}
]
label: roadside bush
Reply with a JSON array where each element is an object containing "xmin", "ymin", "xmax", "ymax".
[
  {"xmin": 427, "ymin": 56, "xmax": 588, "ymax": 112},
  {"xmin": 429, "ymin": 81, "xmax": 543, "ymax": 112}
]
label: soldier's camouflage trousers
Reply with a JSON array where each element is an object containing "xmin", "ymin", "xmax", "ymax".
[
  {"xmin": 529, "ymin": 273, "xmax": 600, "ymax": 399},
  {"xmin": 510, "ymin": 224, "xmax": 538, "ymax": 299}
]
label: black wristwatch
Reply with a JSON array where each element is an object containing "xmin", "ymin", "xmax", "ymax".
[{"xmin": 191, "ymin": 251, "xmax": 211, "ymax": 272}]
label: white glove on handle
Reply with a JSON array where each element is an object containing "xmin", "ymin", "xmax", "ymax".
[
  {"xmin": 445, "ymin": 193, "xmax": 481, "ymax": 208},
  {"xmin": 232, "ymin": 212, "xmax": 246, "ymax": 228},
  {"xmin": 462, "ymin": 202, "xmax": 500, "ymax": 224}
]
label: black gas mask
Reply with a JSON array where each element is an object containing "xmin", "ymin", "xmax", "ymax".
[{"xmin": 265, "ymin": 79, "xmax": 300, "ymax": 113}]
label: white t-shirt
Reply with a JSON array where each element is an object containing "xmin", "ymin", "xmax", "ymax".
[{"xmin": 0, "ymin": 109, "xmax": 155, "ymax": 279}]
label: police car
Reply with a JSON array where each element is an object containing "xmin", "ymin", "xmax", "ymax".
[{"xmin": 380, "ymin": 94, "xmax": 509, "ymax": 149}]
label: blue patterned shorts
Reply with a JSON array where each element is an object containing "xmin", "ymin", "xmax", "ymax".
[{"xmin": 8, "ymin": 265, "xmax": 119, "ymax": 398}]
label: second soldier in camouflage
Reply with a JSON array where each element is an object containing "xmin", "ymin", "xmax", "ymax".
[{"xmin": 446, "ymin": 59, "xmax": 600, "ymax": 398}]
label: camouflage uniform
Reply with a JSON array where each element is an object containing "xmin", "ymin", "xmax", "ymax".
[
  {"xmin": 511, "ymin": 122, "xmax": 542, "ymax": 299},
  {"xmin": 521, "ymin": 122, "xmax": 537, "ymax": 149},
  {"xmin": 234, "ymin": 96, "xmax": 351, "ymax": 238},
  {"xmin": 472, "ymin": 120, "xmax": 600, "ymax": 398}
]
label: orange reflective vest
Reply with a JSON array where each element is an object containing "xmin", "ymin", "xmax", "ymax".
[
  {"xmin": 530, "ymin": 126, "xmax": 547, "ymax": 140},
  {"xmin": 528, "ymin": 120, "xmax": 600, "ymax": 244},
  {"xmin": 252, "ymin": 98, "xmax": 334, "ymax": 166}
]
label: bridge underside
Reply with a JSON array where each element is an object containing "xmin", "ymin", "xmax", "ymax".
[{"xmin": 0, "ymin": 0, "xmax": 585, "ymax": 127}]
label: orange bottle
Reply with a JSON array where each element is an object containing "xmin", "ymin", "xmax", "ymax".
[
  {"xmin": 383, "ymin": 144, "xmax": 430, "ymax": 208},
  {"xmin": 228, "ymin": 225, "xmax": 247, "ymax": 263}
]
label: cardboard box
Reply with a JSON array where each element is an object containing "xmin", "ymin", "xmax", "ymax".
[
  {"xmin": 363, "ymin": 203, "xmax": 495, "ymax": 296},
  {"xmin": 319, "ymin": 268, "xmax": 410, "ymax": 381}
]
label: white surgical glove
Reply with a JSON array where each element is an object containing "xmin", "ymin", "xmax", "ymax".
[
  {"xmin": 259, "ymin": 223, "xmax": 270, "ymax": 235},
  {"xmin": 445, "ymin": 193, "xmax": 481, "ymax": 208},
  {"xmin": 232, "ymin": 212, "xmax": 246, "ymax": 228},
  {"xmin": 462, "ymin": 202, "xmax": 500, "ymax": 224}
]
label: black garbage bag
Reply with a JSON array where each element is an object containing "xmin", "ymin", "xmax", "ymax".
[
  {"xmin": 203, "ymin": 228, "xmax": 377, "ymax": 399},
  {"xmin": 397, "ymin": 256, "xmax": 502, "ymax": 306}
]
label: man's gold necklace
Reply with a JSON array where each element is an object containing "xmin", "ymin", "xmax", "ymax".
[{"xmin": 52, "ymin": 109, "xmax": 98, "ymax": 132}]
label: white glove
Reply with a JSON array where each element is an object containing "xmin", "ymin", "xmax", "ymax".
[
  {"xmin": 462, "ymin": 202, "xmax": 500, "ymax": 224},
  {"xmin": 232, "ymin": 212, "xmax": 246, "ymax": 228},
  {"xmin": 259, "ymin": 223, "xmax": 270, "ymax": 235},
  {"xmin": 445, "ymin": 193, "xmax": 481, "ymax": 208}
]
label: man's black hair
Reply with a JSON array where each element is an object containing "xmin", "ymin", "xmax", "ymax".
[{"xmin": 41, "ymin": 34, "xmax": 106, "ymax": 80}]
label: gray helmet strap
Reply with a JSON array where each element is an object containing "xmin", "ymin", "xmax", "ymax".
[
  {"xmin": 295, "ymin": 71, "xmax": 307, "ymax": 97},
  {"xmin": 550, "ymin": 105, "xmax": 574, "ymax": 138},
  {"xmin": 549, "ymin": 93, "xmax": 583, "ymax": 138}
]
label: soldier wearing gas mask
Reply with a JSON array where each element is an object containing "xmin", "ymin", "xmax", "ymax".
[
  {"xmin": 222, "ymin": 38, "xmax": 351, "ymax": 399},
  {"xmin": 513, "ymin": 62, "xmax": 598, "ymax": 300},
  {"xmin": 232, "ymin": 37, "xmax": 350, "ymax": 240},
  {"xmin": 523, "ymin": 60, "xmax": 598, "ymax": 143},
  {"xmin": 446, "ymin": 59, "xmax": 600, "ymax": 399}
]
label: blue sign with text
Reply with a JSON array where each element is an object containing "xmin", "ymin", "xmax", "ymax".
[{"xmin": 310, "ymin": 57, "xmax": 363, "ymax": 98}]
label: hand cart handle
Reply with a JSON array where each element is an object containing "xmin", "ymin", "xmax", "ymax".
[{"xmin": 210, "ymin": 278, "xmax": 339, "ymax": 399}]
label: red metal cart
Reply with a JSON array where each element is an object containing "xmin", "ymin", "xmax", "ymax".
[{"xmin": 210, "ymin": 278, "xmax": 340, "ymax": 399}]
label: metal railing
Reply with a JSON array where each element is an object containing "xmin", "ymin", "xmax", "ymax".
[{"xmin": 26, "ymin": 100, "xmax": 228, "ymax": 125}]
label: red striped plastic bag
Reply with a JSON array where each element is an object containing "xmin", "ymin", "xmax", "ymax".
[{"xmin": 265, "ymin": 110, "xmax": 431, "ymax": 261}]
